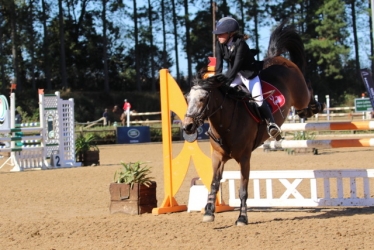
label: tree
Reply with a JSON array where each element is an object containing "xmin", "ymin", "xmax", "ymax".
[
  {"xmin": 9, "ymin": 0, "xmax": 20, "ymax": 89},
  {"xmin": 244, "ymin": 0, "xmax": 269, "ymax": 60},
  {"xmin": 345, "ymin": 0, "xmax": 361, "ymax": 76},
  {"xmin": 171, "ymin": 0, "xmax": 181, "ymax": 83},
  {"xmin": 102, "ymin": 0, "xmax": 110, "ymax": 93},
  {"xmin": 188, "ymin": 10, "xmax": 213, "ymax": 71},
  {"xmin": 58, "ymin": 0, "xmax": 68, "ymax": 89},
  {"xmin": 305, "ymin": 0, "xmax": 349, "ymax": 78},
  {"xmin": 182, "ymin": 0, "xmax": 192, "ymax": 84},
  {"xmin": 41, "ymin": 0, "xmax": 52, "ymax": 91},
  {"xmin": 133, "ymin": 0, "xmax": 141, "ymax": 91},
  {"xmin": 146, "ymin": 0, "xmax": 156, "ymax": 91}
]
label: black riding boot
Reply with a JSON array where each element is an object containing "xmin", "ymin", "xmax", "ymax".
[{"xmin": 258, "ymin": 102, "xmax": 282, "ymax": 141}]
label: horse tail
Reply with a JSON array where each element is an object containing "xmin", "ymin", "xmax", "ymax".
[{"xmin": 265, "ymin": 20, "xmax": 306, "ymax": 75}]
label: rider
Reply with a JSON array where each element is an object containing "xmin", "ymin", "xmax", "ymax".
[{"xmin": 213, "ymin": 16, "xmax": 281, "ymax": 140}]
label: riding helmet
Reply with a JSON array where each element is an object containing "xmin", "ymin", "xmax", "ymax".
[{"xmin": 212, "ymin": 17, "xmax": 239, "ymax": 34}]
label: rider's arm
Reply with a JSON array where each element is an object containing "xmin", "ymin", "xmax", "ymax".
[{"xmin": 215, "ymin": 40, "xmax": 224, "ymax": 74}]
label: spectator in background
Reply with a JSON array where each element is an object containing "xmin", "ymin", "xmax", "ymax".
[
  {"xmin": 102, "ymin": 108, "xmax": 108, "ymax": 126},
  {"xmin": 112, "ymin": 105, "xmax": 122, "ymax": 123},
  {"xmin": 123, "ymin": 99, "xmax": 131, "ymax": 114},
  {"xmin": 15, "ymin": 111, "xmax": 22, "ymax": 124},
  {"xmin": 122, "ymin": 99, "xmax": 132, "ymax": 126}
]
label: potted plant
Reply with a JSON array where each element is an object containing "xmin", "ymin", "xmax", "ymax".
[
  {"xmin": 75, "ymin": 133, "xmax": 100, "ymax": 166},
  {"xmin": 109, "ymin": 161, "xmax": 157, "ymax": 215}
]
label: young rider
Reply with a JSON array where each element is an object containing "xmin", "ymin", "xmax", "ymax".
[{"xmin": 213, "ymin": 16, "xmax": 281, "ymax": 140}]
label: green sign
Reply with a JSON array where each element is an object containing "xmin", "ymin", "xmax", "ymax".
[{"xmin": 355, "ymin": 98, "xmax": 373, "ymax": 112}]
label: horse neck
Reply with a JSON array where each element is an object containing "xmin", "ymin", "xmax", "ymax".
[{"xmin": 207, "ymin": 88, "xmax": 237, "ymax": 132}]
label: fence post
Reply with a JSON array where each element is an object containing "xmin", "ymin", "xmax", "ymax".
[{"xmin": 325, "ymin": 95, "xmax": 330, "ymax": 121}]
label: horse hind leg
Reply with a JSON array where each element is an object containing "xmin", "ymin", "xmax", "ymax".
[
  {"xmin": 296, "ymin": 98, "xmax": 325, "ymax": 119},
  {"xmin": 295, "ymin": 82, "xmax": 325, "ymax": 119}
]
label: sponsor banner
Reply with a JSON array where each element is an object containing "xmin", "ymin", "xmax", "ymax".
[
  {"xmin": 116, "ymin": 126, "xmax": 150, "ymax": 144},
  {"xmin": 197, "ymin": 123, "xmax": 209, "ymax": 140},
  {"xmin": 354, "ymin": 98, "xmax": 373, "ymax": 112},
  {"xmin": 360, "ymin": 69, "xmax": 374, "ymax": 109}
]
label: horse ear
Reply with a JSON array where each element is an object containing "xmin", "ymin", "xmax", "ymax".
[
  {"xmin": 197, "ymin": 67, "xmax": 208, "ymax": 79},
  {"xmin": 184, "ymin": 92, "xmax": 189, "ymax": 101}
]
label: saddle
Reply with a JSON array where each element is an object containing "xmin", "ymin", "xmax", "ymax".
[{"xmin": 232, "ymin": 81, "xmax": 286, "ymax": 123}]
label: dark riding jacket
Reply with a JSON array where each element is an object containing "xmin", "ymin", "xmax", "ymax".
[{"xmin": 215, "ymin": 35, "xmax": 257, "ymax": 83}]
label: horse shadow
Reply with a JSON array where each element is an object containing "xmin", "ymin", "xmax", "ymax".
[{"xmin": 213, "ymin": 207, "xmax": 374, "ymax": 229}]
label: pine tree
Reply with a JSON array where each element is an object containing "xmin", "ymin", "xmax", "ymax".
[{"xmin": 304, "ymin": 0, "xmax": 350, "ymax": 79}]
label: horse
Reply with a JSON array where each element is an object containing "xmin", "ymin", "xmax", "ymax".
[{"xmin": 182, "ymin": 21, "xmax": 324, "ymax": 226}]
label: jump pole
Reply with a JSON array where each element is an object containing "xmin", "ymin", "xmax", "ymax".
[
  {"xmin": 264, "ymin": 138, "xmax": 374, "ymax": 150},
  {"xmin": 281, "ymin": 121, "xmax": 374, "ymax": 132},
  {"xmin": 152, "ymin": 69, "xmax": 232, "ymax": 215}
]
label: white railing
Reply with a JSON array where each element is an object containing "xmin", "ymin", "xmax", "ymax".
[{"xmin": 221, "ymin": 169, "xmax": 374, "ymax": 207}]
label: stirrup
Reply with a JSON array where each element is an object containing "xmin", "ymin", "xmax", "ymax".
[{"xmin": 267, "ymin": 123, "xmax": 282, "ymax": 141}]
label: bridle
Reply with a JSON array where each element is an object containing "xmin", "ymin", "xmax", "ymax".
[{"xmin": 185, "ymin": 86, "xmax": 227, "ymax": 127}]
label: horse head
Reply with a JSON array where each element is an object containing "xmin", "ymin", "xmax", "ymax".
[{"xmin": 183, "ymin": 74, "xmax": 228, "ymax": 139}]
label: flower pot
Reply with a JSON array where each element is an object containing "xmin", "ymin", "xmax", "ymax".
[
  {"xmin": 83, "ymin": 150, "xmax": 100, "ymax": 166},
  {"xmin": 109, "ymin": 182, "xmax": 157, "ymax": 215}
]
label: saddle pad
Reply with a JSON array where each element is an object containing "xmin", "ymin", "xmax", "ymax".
[
  {"xmin": 262, "ymin": 80, "xmax": 285, "ymax": 113},
  {"xmin": 244, "ymin": 80, "xmax": 286, "ymax": 123}
]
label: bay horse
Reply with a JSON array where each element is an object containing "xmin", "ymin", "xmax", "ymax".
[{"xmin": 182, "ymin": 21, "xmax": 324, "ymax": 226}]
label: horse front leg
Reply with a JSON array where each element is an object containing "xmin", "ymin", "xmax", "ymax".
[
  {"xmin": 236, "ymin": 160, "xmax": 250, "ymax": 226},
  {"xmin": 202, "ymin": 154, "xmax": 225, "ymax": 223}
]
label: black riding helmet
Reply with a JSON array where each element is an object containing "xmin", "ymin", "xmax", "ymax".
[{"xmin": 212, "ymin": 17, "xmax": 239, "ymax": 34}]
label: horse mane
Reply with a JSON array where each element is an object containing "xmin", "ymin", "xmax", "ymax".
[
  {"xmin": 265, "ymin": 20, "xmax": 306, "ymax": 75},
  {"xmin": 193, "ymin": 68, "xmax": 229, "ymax": 89}
]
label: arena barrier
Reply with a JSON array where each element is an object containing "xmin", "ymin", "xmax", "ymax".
[
  {"xmin": 155, "ymin": 69, "xmax": 374, "ymax": 213},
  {"xmin": 0, "ymin": 91, "xmax": 80, "ymax": 171},
  {"xmin": 222, "ymin": 169, "xmax": 374, "ymax": 207}
]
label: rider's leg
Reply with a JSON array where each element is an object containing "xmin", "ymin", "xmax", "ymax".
[
  {"xmin": 229, "ymin": 75, "xmax": 243, "ymax": 87},
  {"xmin": 248, "ymin": 76, "xmax": 282, "ymax": 140},
  {"xmin": 258, "ymin": 101, "xmax": 282, "ymax": 140}
]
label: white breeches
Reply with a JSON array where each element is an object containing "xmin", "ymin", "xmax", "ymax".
[{"xmin": 230, "ymin": 73, "xmax": 263, "ymax": 106}]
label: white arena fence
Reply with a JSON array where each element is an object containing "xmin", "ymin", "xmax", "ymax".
[
  {"xmin": 188, "ymin": 120, "xmax": 374, "ymax": 211},
  {"xmin": 222, "ymin": 169, "xmax": 374, "ymax": 207},
  {"xmin": 188, "ymin": 169, "xmax": 374, "ymax": 211},
  {"xmin": 0, "ymin": 91, "xmax": 80, "ymax": 171}
]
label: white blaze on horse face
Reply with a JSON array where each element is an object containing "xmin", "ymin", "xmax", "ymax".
[{"xmin": 186, "ymin": 86, "xmax": 209, "ymax": 117}]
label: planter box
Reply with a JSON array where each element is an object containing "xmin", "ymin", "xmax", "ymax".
[
  {"xmin": 84, "ymin": 150, "xmax": 100, "ymax": 166},
  {"xmin": 109, "ymin": 182, "xmax": 157, "ymax": 215}
]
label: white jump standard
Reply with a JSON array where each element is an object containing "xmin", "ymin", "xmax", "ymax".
[{"xmin": 0, "ymin": 91, "xmax": 80, "ymax": 171}]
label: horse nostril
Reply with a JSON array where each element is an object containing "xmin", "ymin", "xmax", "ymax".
[{"xmin": 183, "ymin": 123, "xmax": 194, "ymax": 133}]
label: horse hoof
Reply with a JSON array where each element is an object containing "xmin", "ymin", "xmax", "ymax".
[
  {"xmin": 235, "ymin": 216, "xmax": 248, "ymax": 226},
  {"xmin": 202, "ymin": 215, "xmax": 215, "ymax": 223},
  {"xmin": 235, "ymin": 221, "xmax": 247, "ymax": 226}
]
